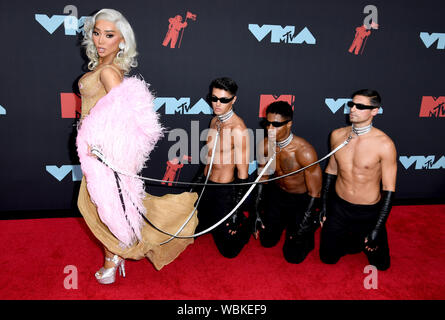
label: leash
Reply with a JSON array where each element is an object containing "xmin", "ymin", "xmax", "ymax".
[
  {"xmin": 91, "ymin": 134, "xmax": 353, "ymax": 243},
  {"xmin": 158, "ymin": 127, "xmax": 220, "ymax": 245},
  {"xmin": 125, "ymin": 151, "xmax": 277, "ymax": 241},
  {"xmin": 91, "ymin": 134, "xmax": 352, "ymax": 186}
]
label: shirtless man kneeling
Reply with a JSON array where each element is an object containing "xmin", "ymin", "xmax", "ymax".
[
  {"xmin": 319, "ymin": 89, "xmax": 397, "ymax": 271},
  {"xmin": 194, "ymin": 77, "xmax": 251, "ymax": 258},
  {"xmin": 255, "ymin": 101, "xmax": 322, "ymax": 264}
]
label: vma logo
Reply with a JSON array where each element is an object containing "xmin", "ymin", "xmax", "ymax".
[
  {"xmin": 46, "ymin": 165, "xmax": 82, "ymax": 181},
  {"xmin": 325, "ymin": 98, "xmax": 383, "ymax": 114},
  {"xmin": 248, "ymin": 24, "xmax": 316, "ymax": 45},
  {"xmin": 248, "ymin": 161, "xmax": 258, "ymax": 175},
  {"xmin": 259, "ymin": 94, "xmax": 295, "ymax": 117},
  {"xmin": 420, "ymin": 32, "xmax": 445, "ymax": 49},
  {"xmin": 154, "ymin": 97, "xmax": 212, "ymax": 115},
  {"xmin": 419, "ymin": 96, "xmax": 445, "ymax": 118},
  {"xmin": 61, "ymin": 93, "xmax": 81, "ymax": 118},
  {"xmin": 399, "ymin": 156, "xmax": 445, "ymax": 170},
  {"xmin": 0, "ymin": 104, "xmax": 5, "ymax": 116},
  {"xmin": 35, "ymin": 5, "xmax": 88, "ymax": 35}
]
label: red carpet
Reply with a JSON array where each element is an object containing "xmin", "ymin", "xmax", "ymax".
[{"xmin": 0, "ymin": 205, "xmax": 444, "ymax": 300}]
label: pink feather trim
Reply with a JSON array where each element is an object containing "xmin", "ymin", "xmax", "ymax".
[{"xmin": 76, "ymin": 76, "xmax": 164, "ymax": 247}]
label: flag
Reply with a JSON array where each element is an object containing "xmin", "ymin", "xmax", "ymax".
[{"xmin": 186, "ymin": 11, "xmax": 197, "ymax": 21}]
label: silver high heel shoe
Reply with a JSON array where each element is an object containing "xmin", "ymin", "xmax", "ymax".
[{"xmin": 95, "ymin": 255, "xmax": 126, "ymax": 284}]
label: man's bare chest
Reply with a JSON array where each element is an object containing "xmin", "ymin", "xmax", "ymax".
[
  {"xmin": 336, "ymin": 139, "xmax": 381, "ymax": 170},
  {"xmin": 276, "ymin": 150, "xmax": 300, "ymax": 173},
  {"xmin": 208, "ymin": 127, "xmax": 234, "ymax": 151}
]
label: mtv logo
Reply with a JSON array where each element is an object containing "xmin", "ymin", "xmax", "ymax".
[
  {"xmin": 46, "ymin": 165, "xmax": 83, "ymax": 181},
  {"xmin": 419, "ymin": 96, "xmax": 445, "ymax": 118},
  {"xmin": 259, "ymin": 95, "xmax": 295, "ymax": 117},
  {"xmin": 60, "ymin": 93, "xmax": 81, "ymax": 118},
  {"xmin": 399, "ymin": 156, "xmax": 445, "ymax": 170},
  {"xmin": 0, "ymin": 104, "xmax": 5, "ymax": 115},
  {"xmin": 248, "ymin": 24, "xmax": 316, "ymax": 44},
  {"xmin": 325, "ymin": 98, "xmax": 383, "ymax": 114},
  {"xmin": 420, "ymin": 32, "xmax": 445, "ymax": 49},
  {"xmin": 154, "ymin": 97, "xmax": 212, "ymax": 115}
]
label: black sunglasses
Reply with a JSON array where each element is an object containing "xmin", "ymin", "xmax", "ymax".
[
  {"xmin": 347, "ymin": 101, "xmax": 379, "ymax": 110},
  {"xmin": 210, "ymin": 95, "xmax": 235, "ymax": 104},
  {"xmin": 261, "ymin": 119, "xmax": 291, "ymax": 128}
]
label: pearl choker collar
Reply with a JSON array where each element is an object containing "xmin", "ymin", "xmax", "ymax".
[
  {"xmin": 217, "ymin": 109, "xmax": 234, "ymax": 123},
  {"xmin": 276, "ymin": 134, "xmax": 293, "ymax": 149},
  {"xmin": 352, "ymin": 123, "xmax": 372, "ymax": 136}
]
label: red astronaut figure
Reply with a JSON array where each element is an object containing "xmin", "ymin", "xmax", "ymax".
[
  {"xmin": 162, "ymin": 15, "xmax": 188, "ymax": 48},
  {"xmin": 349, "ymin": 22, "xmax": 378, "ymax": 55},
  {"xmin": 349, "ymin": 25, "xmax": 371, "ymax": 55},
  {"xmin": 162, "ymin": 158, "xmax": 184, "ymax": 186}
]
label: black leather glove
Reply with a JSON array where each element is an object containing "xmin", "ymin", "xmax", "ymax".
[
  {"xmin": 228, "ymin": 177, "xmax": 249, "ymax": 230},
  {"xmin": 319, "ymin": 173, "xmax": 337, "ymax": 226},
  {"xmin": 365, "ymin": 191, "xmax": 394, "ymax": 250},
  {"xmin": 253, "ymin": 183, "xmax": 265, "ymax": 234},
  {"xmin": 295, "ymin": 196, "xmax": 321, "ymax": 238}
]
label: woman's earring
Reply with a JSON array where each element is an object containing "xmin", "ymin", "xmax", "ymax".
[{"xmin": 117, "ymin": 42, "xmax": 125, "ymax": 58}]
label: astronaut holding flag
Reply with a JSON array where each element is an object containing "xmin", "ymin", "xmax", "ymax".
[{"xmin": 162, "ymin": 11, "xmax": 197, "ymax": 49}]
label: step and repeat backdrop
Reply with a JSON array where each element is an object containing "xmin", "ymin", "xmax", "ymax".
[{"xmin": 0, "ymin": 0, "xmax": 444, "ymax": 213}]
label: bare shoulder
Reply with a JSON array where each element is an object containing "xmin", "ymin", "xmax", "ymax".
[
  {"xmin": 293, "ymin": 135, "xmax": 315, "ymax": 150},
  {"xmin": 293, "ymin": 136, "xmax": 318, "ymax": 162},
  {"xmin": 373, "ymin": 128, "xmax": 397, "ymax": 155},
  {"xmin": 232, "ymin": 114, "xmax": 247, "ymax": 129},
  {"xmin": 231, "ymin": 115, "xmax": 248, "ymax": 136},
  {"xmin": 100, "ymin": 65, "xmax": 122, "ymax": 81},
  {"xmin": 330, "ymin": 126, "xmax": 349, "ymax": 145},
  {"xmin": 100, "ymin": 66, "xmax": 123, "ymax": 91},
  {"xmin": 331, "ymin": 126, "xmax": 349, "ymax": 137}
]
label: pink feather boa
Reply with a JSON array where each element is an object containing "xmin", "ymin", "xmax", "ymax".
[{"xmin": 76, "ymin": 76, "xmax": 164, "ymax": 247}]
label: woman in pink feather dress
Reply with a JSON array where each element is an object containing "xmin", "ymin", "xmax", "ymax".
[{"xmin": 76, "ymin": 8, "xmax": 198, "ymax": 284}]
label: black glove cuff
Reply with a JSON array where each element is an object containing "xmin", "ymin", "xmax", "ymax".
[
  {"xmin": 366, "ymin": 190, "xmax": 395, "ymax": 249},
  {"xmin": 323, "ymin": 173, "xmax": 337, "ymax": 195},
  {"xmin": 232, "ymin": 177, "xmax": 249, "ymax": 208},
  {"xmin": 255, "ymin": 184, "xmax": 264, "ymax": 207},
  {"xmin": 306, "ymin": 196, "xmax": 321, "ymax": 226},
  {"xmin": 305, "ymin": 196, "xmax": 321, "ymax": 213},
  {"xmin": 375, "ymin": 190, "xmax": 394, "ymax": 230},
  {"xmin": 321, "ymin": 173, "xmax": 337, "ymax": 206},
  {"xmin": 295, "ymin": 196, "xmax": 321, "ymax": 236},
  {"xmin": 319, "ymin": 173, "xmax": 337, "ymax": 223}
]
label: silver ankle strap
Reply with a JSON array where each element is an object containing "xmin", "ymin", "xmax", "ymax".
[{"xmin": 105, "ymin": 255, "xmax": 121, "ymax": 265}]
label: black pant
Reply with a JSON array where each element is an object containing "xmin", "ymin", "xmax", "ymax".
[
  {"xmin": 196, "ymin": 181, "xmax": 251, "ymax": 258},
  {"xmin": 319, "ymin": 192, "xmax": 390, "ymax": 271},
  {"xmin": 259, "ymin": 184, "xmax": 314, "ymax": 264}
]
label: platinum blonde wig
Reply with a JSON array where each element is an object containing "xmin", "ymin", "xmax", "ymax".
[{"xmin": 82, "ymin": 8, "xmax": 138, "ymax": 74}]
